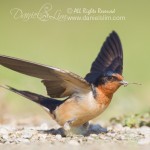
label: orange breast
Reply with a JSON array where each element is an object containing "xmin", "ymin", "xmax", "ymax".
[
  {"xmin": 53, "ymin": 90, "xmax": 112, "ymax": 127},
  {"xmin": 96, "ymin": 86, "xmax": 113, "ymax": 106}
]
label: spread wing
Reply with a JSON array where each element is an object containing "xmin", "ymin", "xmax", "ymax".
[
  {"xmin": 85, "ymin": 31, "xmax": 123, "ymax": 84},
  {"xmin": 0, "ymin": 55, "xmax": 91, "ymax": 98}
]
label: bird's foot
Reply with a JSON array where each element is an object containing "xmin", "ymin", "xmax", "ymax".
[
  {"xmin": 64, "ymin": 122, "xmax": 71, "ymax": 131},
  {"xmin": 63, "ymin": 118, "xmax": 77, "ymax": 136},
  {"xmin": 63, "ymin": 121, "xmax": 107, "ymax": 136}
]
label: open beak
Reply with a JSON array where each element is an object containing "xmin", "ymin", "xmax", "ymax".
[{"xmin": 119, "ymin": 80, "xmax": 128, "ymax": 86}]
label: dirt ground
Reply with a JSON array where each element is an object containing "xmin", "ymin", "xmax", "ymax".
[
  {"xmin": 0, "ymin": 143, "xmax": 150, "ymax": 150},
  {"xmin": 0, "ymin": 114, "xmax": 150, "ymax": 150}
]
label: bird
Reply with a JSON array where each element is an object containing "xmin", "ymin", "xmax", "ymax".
[{"xmin": 0, "ymin": 31, "xmax": 128, "ymax": 133}]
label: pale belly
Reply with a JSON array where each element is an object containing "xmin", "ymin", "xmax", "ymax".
[{"xmin": 53, "ymin": 92, "xmax": 111, "ymax": 127}]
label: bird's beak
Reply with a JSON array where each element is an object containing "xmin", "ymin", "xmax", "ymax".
[{"xmin": 119, "ymin": 80, "xmax": 128, "ymax": 86}]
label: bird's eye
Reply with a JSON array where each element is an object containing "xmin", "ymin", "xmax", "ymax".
[
  {"xmin": 98, "ymin": 76, "xmax": 117, "ymax": 85},
  {"xmin": 107, "ymin": 76, "xmax": 114, "ymax": 81}
]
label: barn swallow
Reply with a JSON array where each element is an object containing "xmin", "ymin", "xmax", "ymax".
[{"xmin": 0, "ymin": 31, "xmax": 128, "ymax": 133}]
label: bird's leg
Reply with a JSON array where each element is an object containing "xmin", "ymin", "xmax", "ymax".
[
  {"xmin": 63, "ymin": 118, "xmax": 76, "ymax": 136},
  {"xmin": 65, "ymin": 122, "xmax": 90, "ymax": 136},
  {"xmin": 63, "ymin": 118, "xmax": 76, "ymax": 131},
  {"xmin": 63, "ymin": 121, "xmax": 71, "ymax": 131},
  {"xmin": 82, "ymin": 122, "xmax": 90, "ymax": 130}
]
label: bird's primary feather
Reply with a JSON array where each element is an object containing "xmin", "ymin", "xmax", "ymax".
[
  {"xmin": 0, "ymin": 55, "xmax": 91, "ymax": 98},
  {"xmin": 0, "ymin": 31, "xmax": 123, "ymax": 98},
  {"xmin": 85, "ymin": 31, "xmax": 123, "ymax": 85}
]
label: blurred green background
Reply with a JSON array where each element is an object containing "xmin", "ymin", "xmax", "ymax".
[{"xmin": 0, "ymin": 0, "xmax": 150, "ymax": 122}]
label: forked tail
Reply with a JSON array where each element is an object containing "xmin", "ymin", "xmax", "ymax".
[{"xmin": 0, "ymin": 85, "xmax": 63, "ymax": 113}]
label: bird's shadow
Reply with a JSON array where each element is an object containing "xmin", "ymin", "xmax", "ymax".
[{"xmin": 38, "ymin": 124, "xmax": 108, "ymax": 137}]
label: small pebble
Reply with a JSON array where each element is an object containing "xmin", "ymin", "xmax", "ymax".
[
  {"xmin": 90, "ymin": 134, "xmax": 97, "ymax": 137},
  {"xmin": 87, "ymin": 137, "xmax": 94, "ymax": 141},
  {"xmin": 68, "ymin": 140, "xmax": 79, "ymax": 145},
  {"xmin": 40, "ymin": 123, "xmax": 48, "ymax": 130},
  {"xmin": 55, "ymin": 134, "xmax": 62, "ymax": 140},
  {"xmin": 138, "ymin": 138, "xmax": 150, "ymax": 145},
  {"xmin": 0, "ymin": 128, "xmax": 8, "ymax": 135},
  {"xmin": 22, "ymin": 132, "xmax": 33, "ymax": 139}
]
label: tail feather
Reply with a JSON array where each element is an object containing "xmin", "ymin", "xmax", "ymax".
[{"xmin": 0, "ymin": 85, "xmax": 63, "ymax": 113}]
